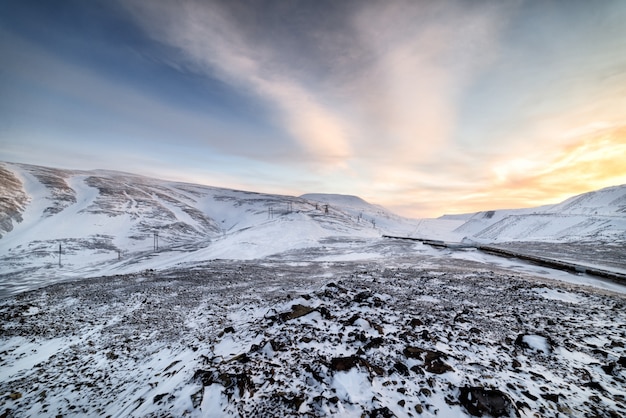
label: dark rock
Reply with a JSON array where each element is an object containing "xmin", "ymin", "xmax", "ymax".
[
  {"xmin": 459, "ymin": 386, "xmax": 517, "ymax": 417},
  {"xmin": 521, "ymin": 391, "xmax": 537, "ymax": 401},
  {"xmin": 540, "ymin": 393, "xmax": 559, "ymax": 403},
  {"xmin": 153, "ymin": 393, "xmax": 168, "ymax": 404},
  {"xmin": 425, "ymin": 359, "xmax": 453, "ymax": 374},
  {"xmin": 364, "ymin": 337, "xmax": 384, "ymax": 350},
  {"xmin": 601, "ymin": 363, "xmax": 615, "ymax": 375},
  {"xmin": 330, "ymin": 355, "xmax": 361, "ymax": 372},
  {"xmin": 346, "ymin": 314, "xmax": 361, "ymax": 325},
  {"xmin": 512, "ymin": 359, "xmax": 522, "ymax": 369},
  {"xmin": 403, "ymin": 346, "xmax": 453, "ymax": 374},
  {"xmin": 228, "ymin": 353, "xmax": 250, "ymax": 363},
  {"xmin": 410, "ymin": 365, "xmax": 424, "ymax": 375},
  {"xmin": 410, "ymin": 318, "xmax": 423, "ymax": 327},
  {"xmin": 619, "ymin": 356, "xmax": 626, "ymax": 367},
  {"xmin": 223, "ymin": 326, "xmax": 235, "ymax": 334},
  {"xmin": 366, "ymin": 406, "xmax": 395, "ymax": 417},
  {"xmin": 404, "ymin": 346, "xmax": 425, "ymax": 359},
  {"xmin": 330, "ymin": 355, "xmax": 383, "ymax": 376},
  {"xmin": 392, "ymin": 362, "xmax": 410, "ymax": 376},
  {"xmin": 280, "ymin": 304, "xmax": 316, "ymax": 321},
  {"xmin": 270, "ymin": 339, "xmax": 286, "ymax": 352},
  {"xmin": 583, "ymin": 381, "xmax": 606, "ymax": 392},
  {"xmin": 592, "ymin": 348, "xmax": 609, "ymax": 357},
  {"xmin": 354, "ymin": 291, "xmax": 373, "ymax": 303}
]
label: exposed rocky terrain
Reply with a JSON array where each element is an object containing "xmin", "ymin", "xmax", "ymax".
[{"xmin": 1, "ymin": 254, "xmax": 625, "ymax": 417}]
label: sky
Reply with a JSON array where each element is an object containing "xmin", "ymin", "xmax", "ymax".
[{"xmin": 1, "ymin": 0, "xmax": 625, "ymax": 218}]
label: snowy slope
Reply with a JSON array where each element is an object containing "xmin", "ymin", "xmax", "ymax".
[
  {"xmin": 450, "ymin": 185, "xmax": 626, "ymax": 243},
  {"xmin": 301, "ymin": 193, "xmax": 417, "ymax": 236},
  {"xmin": 0, "ymin": 162, "xmax": 417, "ymax": 291}
]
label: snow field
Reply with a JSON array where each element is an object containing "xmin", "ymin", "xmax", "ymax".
[{"xmin": 2, "ymin": 259, "xmax": 625, "ymax": 417}]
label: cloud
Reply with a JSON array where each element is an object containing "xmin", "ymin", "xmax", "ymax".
[
  {"xmin": 121, "ymin": 0, "xmax": 352, "ymax": 167},
  {"xmin": 344, "ymin": 1, "xmax": 507, "ymax": 162}
]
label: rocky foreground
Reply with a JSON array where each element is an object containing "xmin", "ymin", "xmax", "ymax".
[{"xmin": 1, "ymin": 259, "xmax": 625, "ymax": 417}]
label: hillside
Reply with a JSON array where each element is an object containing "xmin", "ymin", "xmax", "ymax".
[
  {"xmin": 0, "ymin": 162, "xmax": 417, "ymax": 295},
  {"xmin": 446, "ymin": 185, "xmax": 626, "ymax": 244}
]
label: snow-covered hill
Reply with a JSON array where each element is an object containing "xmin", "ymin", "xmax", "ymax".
[
  {"xmin": 447, "ymin": 185, "xmax": 626, "ymax": 243},
  {"xmin": 0, "ymin": 162, "xmax": 417, "ymax": 293}
]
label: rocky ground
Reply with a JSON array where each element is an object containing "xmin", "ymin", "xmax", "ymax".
[{"xmin": 1, "ymin": 254, "xmax": 626, "ymax": 417}]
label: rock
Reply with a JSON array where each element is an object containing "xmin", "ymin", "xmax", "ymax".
[
  {"xmin": 153, "ymin": 393, "xmax": 169, "ymax": 404},
  {"xmin": 619, "ymin": 356, "xmax": 626, "ymax": 367},
  {"xmin": 354, "ymin": 291, "xmax": 373, "ymax": 303},
  {"xmin": 583, "ymin": 381, "xmax": 605, "ymax": 392},
  {"xmin": 280, "ymin": 304, "xmax": 316, "ymax": 321},
  {"xmin": 366, "ymin": 406, "xmax": 395, "ymax": 417},
  {"xmin": 601, "ymin": 363, "xmax": 615, "ymax": 375},
  {"xmin": 331, "ymin": 356, "xmax": 360, "ymax": 371},
  {"xmin": 404, "ymin": 346, "xmax": 425, "ymax": 359},
  {"xmin": 410, "ymin": 318, "xmax": 423, "ymax": 327},
  {"xmin": 404, "ymin": 347, "xmax": 454, "ymax": 374},
  {"xmin": 459, "ymin": 386, "xmax": 517, "ymax": 417},
  {"xmin": 364, "ymin": 337, "xmax": 384, "ymax": 350},
  {"xmin": 392, "ymin": 362, "xmax": 410, "ymax": 376},
  {"xmin": 540, "ymin": 393, "xmax": 559, "ymax": 403},
  {"xmin": 7, "ymin": 393, "xmax": 21, "ymax": 400},
  {"xmin": 330, "ymin": 355, "xmax": 384, "ymax": 376}
]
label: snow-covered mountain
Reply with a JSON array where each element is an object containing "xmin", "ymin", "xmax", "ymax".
[
  {"xmin": 0, "ymin": 162, "xmax": 417, "ymax": 290},
  {"xmin": 301, "ymin": 193, "xmax": 407, "ymax": 232},
  {"xmin": 445, "ymin": 185, "xmax": 626, "ymax": 243}
]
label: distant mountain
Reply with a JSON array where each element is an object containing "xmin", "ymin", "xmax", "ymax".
[
  {"xmin": 447, "ymin": 185, "xmax": 626, "ymax": 243},
  {"xmin": 0, "ymin": 162, "xmax": 416, "ymax": 287},
  {"xmin": 300, "ymin": 193, "xmax": 406, "ymax": 231}
]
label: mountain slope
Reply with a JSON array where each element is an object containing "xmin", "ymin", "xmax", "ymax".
[
  {"xmin": 450, "ymin": 185, "xmax": 626, "ymax": 243},
  {"xmin": 0, "ymin": 162, "xmax": 417, "ymax": 292}
]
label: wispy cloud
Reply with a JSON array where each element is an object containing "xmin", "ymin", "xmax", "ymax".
[
  {"xmin": 5, "ymin": 0, "xmax": 624, "ymax": 218},
  {"xmin": 120, "ymin": 0, "xmax": 514, "ymax": 206},
  {"xmin": 122, "ymin": 0, "xmax": 353, "ymax": 167}
]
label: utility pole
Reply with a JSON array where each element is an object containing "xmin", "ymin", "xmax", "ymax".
[
  {"xmin": 268, "ymin": 206, "xmax": 274, "ymax": 219},
  {"xmin": 154, "ymin": 232, "xmax": 159, "ymax": 251},
  {"xmin": 58, "ymin": 243, "xmax": 61, "ymax": 267},
  {"xmin": 324, "ymin": 204, "xmax": 329, "ymax": 215}
]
